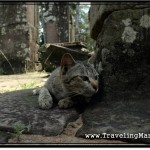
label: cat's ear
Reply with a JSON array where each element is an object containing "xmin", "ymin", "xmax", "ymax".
[
  {"xmin": 88, "ymin": 53, "xmax": 96, "ymax": 64},
  {"xmin": 60, "ymin": 53, "xmax": 76, "ymax": 75}
]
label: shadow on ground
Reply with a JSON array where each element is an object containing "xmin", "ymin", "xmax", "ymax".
[
  {"xmin": 0, "ymin": 88, "xmax": 150, "ymax": 144},
  {"xmin": 0, "ymin": 89, "xmax": 79, "ymax": 143}
]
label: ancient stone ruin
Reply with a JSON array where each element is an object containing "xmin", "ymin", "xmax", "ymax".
[
  {"xmin": 0, "ymin": 2, "xmax": 75, "ymax": 74},
  {"xmin": 42, "ymin": 2, "xmax": 75, "ymax": 43},
  {"xmin": 76, "ymin": 2, "xmax": 150, "ymax": 143},
  {"xmin": 1, "ymin": 2, "xmax": 150, "ymax": 144},
  {"xmin": 0, "ymin": 3, "xmax": 38, "ymax": 74}
]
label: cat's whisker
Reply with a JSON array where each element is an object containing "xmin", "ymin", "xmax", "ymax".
[{"xmin": 67, "ymin": 93, "xmax": 81, "ymax": 98}]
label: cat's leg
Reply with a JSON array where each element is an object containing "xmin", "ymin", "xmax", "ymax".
[
  {"xmin": 58, "ymin": 97, "xmax": 74, "ymax": 109},
  {"xmin": 38, "ymin": 87, "xmax": 53, "ymax": 109}
]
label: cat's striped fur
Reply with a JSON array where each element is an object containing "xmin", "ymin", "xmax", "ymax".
[{"xmin": 34, "ymin": 53, "xmax": 99, "ymax": 109}]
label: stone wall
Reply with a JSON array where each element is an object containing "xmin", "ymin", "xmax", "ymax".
[
  {"xmin": 89, "ymin": 3, "xmax": 150, "ymax": 98},
  {"xmin": 89, "ymin": 2, "xmax": 150, "ymax": 40},
  {"xmin": 42, "ymin": 2, "xmax": 74, "ymax": 43},
  {"xmin": 75, "ymin": 4, "xmax": 150, "ymax": 142},
  {"xmin": 26, "ymin": 3, "xmax": 39, "ymax": 71},
  {"xmin": 0, "ymin": 3, "xmax": 38, "ymax": 74}
]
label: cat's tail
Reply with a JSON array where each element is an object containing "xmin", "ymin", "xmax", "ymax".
[{"xmin": 32, "ymin": 88, "xmax": 41, "ymax": 95}]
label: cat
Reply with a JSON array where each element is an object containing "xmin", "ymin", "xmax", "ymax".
[{"xmin": 33, "ymin": 53, "xmax": 99, "ymax": 109}]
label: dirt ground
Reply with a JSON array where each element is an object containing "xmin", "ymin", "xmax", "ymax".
[
  {"xmin": 0, "ymin": 72, "xmax": 47, "ymax": 93},
  {"xmin": 0, "ymin": 72, "xmax": 127, "ymax": 145}
]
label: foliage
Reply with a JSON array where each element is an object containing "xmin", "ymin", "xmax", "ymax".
[
  {"xmin": 12, "ymin": 121, "xmax": 26, "ymax": 134},
  {"xmin": 12, "ymin": 121, "xmax": 25, "ymax": 142},
  {"xmin": 12, "ymin": 121, "xmax": 31, "ymax": 142}
]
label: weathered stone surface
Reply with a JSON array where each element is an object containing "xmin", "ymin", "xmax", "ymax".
[
  {"xmin": 41, "ymin": 43, "xmax": 90, "ymax": 68},
  {"xmin": 0, "ymin": 131, "xmax": 11, "ymax": 143},
  {"xmin": 95, "ymin": 7, "xmax": 150, "ymax": 94},
  {"xmin": 76, "ymin": 89, "xmax": 150, "ymax": 143},
  {"xmin": 80, "ymin": 5, "xmax": 150, "ymax": 144},
  {"xmin": 42, "ymin": 2, "xmax": 73, "ymax": 43},
  {"xmin": 0, "ymin": 3, "xmax": 38, "ymax": 74},
  {"xmin": 0, "ymin": 89, "xmax": 79, "ymax": 136},
  {"xmin": 90, "ymin": 2, "xmax": 150, "ymax": 39}
]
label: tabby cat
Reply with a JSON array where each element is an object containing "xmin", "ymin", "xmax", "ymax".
[{"xmin": 33, "ymin": 53, "xmax": 99, "ymax": 109}]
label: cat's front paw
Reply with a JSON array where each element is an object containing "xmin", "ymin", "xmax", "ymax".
[
  {"xmin": 39, "ymin": 97, "xmax": 53, "ymax": 109},
  {"xmin": 58, "ymin": 98, "xmax": 73, "ymax": 109},
  {"xmin": 38, "ymin": 87, "xmax": 53, "ymax": 109}
]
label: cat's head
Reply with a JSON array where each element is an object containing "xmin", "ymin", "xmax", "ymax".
[{"xmin": 60, "ymin": 53, "xmax": 99, "ymax": 97}]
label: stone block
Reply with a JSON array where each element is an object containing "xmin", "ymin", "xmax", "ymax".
[
  {"xmin": 90, "ymin": 2, "xmax": 150, "ymax": 39},
  {"xmin": 0, "ymin": 3, "xmax": 38, "ymax": 74},
  {"xmin": 0, "ymin": 89, "xmax": 79, "ymax": 136}
]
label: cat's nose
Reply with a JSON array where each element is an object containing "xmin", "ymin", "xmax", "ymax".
[
  {"xmin": 92, "ymin": 84, "xmax": 98, "ymax": 92},
  {"xmin": 89, "ymin": 78, "xmax": 99, "ymax": 92}
]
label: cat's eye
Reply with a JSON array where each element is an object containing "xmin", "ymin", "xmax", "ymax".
[
  {"xmin": 64, "ymin": 76, "xmax": 78, "ymax": 84},
  {"xmin": 80, "ymin": 76, "xmax": 89, "ymax": 81},
  {"xmin": 64, "ymin": 79, "xmax": 70, "ymax": 84}
]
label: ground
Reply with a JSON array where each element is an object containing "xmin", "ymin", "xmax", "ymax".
[
  {"xmin": 0, "ymin": 72, "xmax": 126, "ymax": 145},
  {"xmin": 0, "ymin": 72, "xmax": 47, "ymax": 93}
]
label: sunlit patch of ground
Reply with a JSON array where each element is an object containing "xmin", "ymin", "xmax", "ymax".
[{"xmin": 0, "ymin": 72, "xmax": 48, "ymax": 93}]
